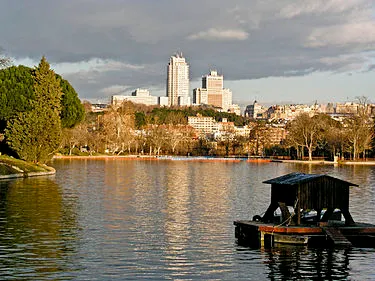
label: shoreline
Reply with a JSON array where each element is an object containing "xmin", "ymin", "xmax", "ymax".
[
  {"xmin": 52, "ymin": 155, "xmax": 375, "ymax": 165},
  {"xmin": 0, "ymin": 155, "xmax": 56, "ymax": 180},
  {"xmin": 0, "ymin": 165, "xmax": 56, "ymax": 180}
]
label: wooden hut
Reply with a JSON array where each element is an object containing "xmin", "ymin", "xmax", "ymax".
[{"xmin": 261, "ymin": 172, "xmax": 358, "ymax": 226}]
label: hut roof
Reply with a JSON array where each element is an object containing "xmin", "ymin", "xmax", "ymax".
[{"xmin": 263, "ymin": 172, "xmax": 358, "ymax": 187}]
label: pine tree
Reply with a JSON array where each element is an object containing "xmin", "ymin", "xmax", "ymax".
[{"xmin": 5, "ymin": 57, "xmax": 63, "ymax": 163}]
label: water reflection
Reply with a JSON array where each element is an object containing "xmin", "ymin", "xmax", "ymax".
[
  {"xmin": 0, "ymin": 177, "xmax": 79, "ymax": 280},
  {"xmin": 1, "ymin": 160, "xmax": 375, "ymax": 280},
  {"xmin": 259, "ymin": 246, "xmax": 351, "ymax": 280}
]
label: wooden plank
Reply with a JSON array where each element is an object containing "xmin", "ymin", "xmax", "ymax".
[{"xmin": 323, "ymin": 227, "xmax": 351, "ymax": 247}]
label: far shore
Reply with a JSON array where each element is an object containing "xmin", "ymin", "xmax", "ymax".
[{"xmin": 52, "ymin": 155, "xmax": 375, "ymax": 165}]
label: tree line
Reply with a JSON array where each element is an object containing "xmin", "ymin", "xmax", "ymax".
[
  {"xmin": 62, "ymin": 99, "xmax": 374, "ymax": 161},
  {"xmin": 285, "ymin": 106, "xmax": 374, "ymax": 161},
  {"xmin": 61, "ymin": 102, "xmax": 249, "ymax": 157}
]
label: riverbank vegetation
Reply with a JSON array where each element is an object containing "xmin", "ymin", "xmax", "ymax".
[
  {"xmin": 60, "ymin": 99, "xmax": 374, "ymax": 161},
  {"xmin": 0, "ymin": 55, "xmax": 373, "ymax": 163}
]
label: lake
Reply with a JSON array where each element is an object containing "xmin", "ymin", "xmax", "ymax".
[{"xmin": 1, "ymin": 159, "xmax": 375, "ymax": 280}]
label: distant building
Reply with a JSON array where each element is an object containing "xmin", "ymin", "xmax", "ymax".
[
  {"xmin": 188, "ymin": 115, "xmax": 216, "ymax": 135},
  {"xmin": 227, "ymin": 104, "xmax": 241, "ymax": 116},
  {"xmin": 193, "ymin": 70, "xmax": 234, "ymax": 112},
  {"xmin": 111, "ymin": 89, "xmax": 158, "ymax": 107},
  {"xmin": 193, "ymin": 88, "xmax": 208, "ymax": 105},
  {"xmin": 335, "ymin": 102, "xmax": 358, "ymax": 114},
  {"xmin": 244, "ymin": 100, "xmax": 265, "ymax": 119},
  {"xmin": 188, "ymin": 115, "xmax": 249, "ymax": 139},
  {"xmin": 267, "ymin": 124, "xmax": 287, "ymax": 146},
  {"xmin": 167, "ymin": 53, "xmax": 190, "ymax": 106},
  {"xmin": 159, "ymin": 96, "xmax": 169, "ymax": 106}
]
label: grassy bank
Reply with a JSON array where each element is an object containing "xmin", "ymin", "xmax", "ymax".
[{"xmin": 0, "ymin": 155, "xmax": 55, "ymax": 178}]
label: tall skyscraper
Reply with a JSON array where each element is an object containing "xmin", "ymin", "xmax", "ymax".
[
  {"xmin": 167, "ymin": 53, "xmax": 190, "ymax": 106},
  {"xmin": 193, "ymin": 70, "xmax": 232, "ymax": 111}
]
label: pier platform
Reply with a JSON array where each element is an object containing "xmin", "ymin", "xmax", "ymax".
[{"xmin": 234, "ymin": 220, "xmax": 375, "ymax": 248}]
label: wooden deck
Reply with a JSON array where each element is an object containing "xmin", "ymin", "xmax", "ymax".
[{"xmin": 234, "ymin": 220, "xmax": 375, "ymax": 248}]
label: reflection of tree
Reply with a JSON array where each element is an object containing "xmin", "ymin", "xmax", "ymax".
[
  {"xmin": 0, "ymin": 178, "xmax": 78, "ymax": 278},
  {"xmin": 260, "ymin": 246, "xmax": 350, "ymax": 280}
]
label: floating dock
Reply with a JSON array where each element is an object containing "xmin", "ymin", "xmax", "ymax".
[
  {"xmin": 234, "ymin": 220, "xmax": 375, "ymax": 247},
  {"xmin": 234, "ymin": 172, "xmax": 375, "ymax": 248}
]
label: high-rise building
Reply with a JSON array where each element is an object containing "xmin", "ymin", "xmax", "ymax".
[
  {"xmin": 167, "ymin": 53, "xmax": 190, "ymax": 106},
  {"xmin": 193, "ymin": 70, "xmax": 233, "ymax": 111}
]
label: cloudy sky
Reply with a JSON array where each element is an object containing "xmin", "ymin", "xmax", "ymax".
[{"xmin": 1, "ymin": 0, "xmax": 374, "ymax": 105}]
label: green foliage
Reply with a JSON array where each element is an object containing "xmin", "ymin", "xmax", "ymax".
[
  {"xmin": 5, "ymin": 57, "xmax": 63, "ymax": 163},
  {"xmin": 58, "ymin": 76, "xmax": 85, "ymax": 128},
  {"xmin": 135, "ymin": 112, "xmax": 146, "ymax": 129},
  {"xmin": 0, "ymin": 65, "xmax": 35, "ymax": 131},
  {"xmin": 136, "ymin": 106, "xmax": 247, "ymax": 126},
  {"xmin": 0, "ymin": 64, "xmax": 84, "ymax": 132},
  {"xmin": 0, "ymin": 155, "xmax": 52, "ymax": 175}
]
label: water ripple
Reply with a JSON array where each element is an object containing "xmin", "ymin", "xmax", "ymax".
[{"xmin": 0, "ymin": 160, "xmax": 374, "ymax": 280}]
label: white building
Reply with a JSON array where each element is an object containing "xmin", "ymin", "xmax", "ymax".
[
  {"xmin": 222, "ymin": 88, "xmax": 233, "ymax": 112},
  {"xmin": 167, "ymin": 53, "xmax": 190, "ymax": 106},
  {"xmin": 111, "ymin": 89, "xmax": 158, "ymax": 107},
  {"xmin": 187, "ymin": 115, "xmax": 217, "ymax": 134},
  {"xmin": 158, "ymin": 96, "xmax": 169, "ymax": 106}
]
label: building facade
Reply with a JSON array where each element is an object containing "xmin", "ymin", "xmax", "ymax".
[
  {"xmin": 167, "ymin": 53, "xmax": 190, "ymax": 106},
  {"xmin": 193, "ymin": 70, "xmax": 233, "ymax": 111},
  {"xmin": 111, "ymin": 89, "xmax": 158, "ymax": 107}
]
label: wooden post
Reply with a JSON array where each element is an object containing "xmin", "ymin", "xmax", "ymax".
[{"xmin": 297, "ymin": 185, "xmax": 301, "ymax": 225}]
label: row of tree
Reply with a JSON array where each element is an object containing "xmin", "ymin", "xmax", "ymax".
[
  {"xmin": 62, "ymin": 100, "xmax": 374, "ymax": 160},
  {"xmin": 286, "ymin": 109, "xmax": 374, "ymax": 161}
]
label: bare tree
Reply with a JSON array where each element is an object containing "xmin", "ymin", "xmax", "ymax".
[
  {"xmin": 343, "ymin": 96, "xmax": 374, "ymax": 160},
  {"xmin": 61, "ymin": 124, "xmax": 89, "ymax": 155},
  {"xmin": 248, "ymin": 122, "xmax": 271, "ymax": 156},
  {"xmin": 286, "ymin": 113, "xmax": 327, "ymax": 161},
  {"xmin": 101, "ymin": 103, "xmax": 135, "ymax": 154},
  {"xmin": 146, "ymin": 124, "xmax": 167, "ymax": 155}
]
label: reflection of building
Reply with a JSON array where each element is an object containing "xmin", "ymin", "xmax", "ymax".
[
  {"xmin": 193, "ymin": 70, "xmax": 233, "ymax": 111},
  {"xmin": 111, "ymin": 89, "xmax": 158, "ymax": 107},
  {"xmin": 167, "ymin": 53, "xmax": 190, "ymax": 106}
]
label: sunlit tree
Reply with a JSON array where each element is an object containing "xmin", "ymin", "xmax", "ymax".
[{"xmin": 5, "ymin": 57, "xmax": 62, "ymax": 163}]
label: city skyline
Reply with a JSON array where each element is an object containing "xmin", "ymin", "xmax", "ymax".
[{"xmin": 1, "ymin": 1, "xmax": 374, "ymax": 104}]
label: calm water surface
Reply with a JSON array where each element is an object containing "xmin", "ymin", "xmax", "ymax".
[{"xmin": 1, "ymin": 159, "xmax": 375, "ymax": 280}]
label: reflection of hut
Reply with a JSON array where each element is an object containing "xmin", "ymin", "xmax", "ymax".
[{"xmin": 261, "ymin": 172, "xmax": 358, "ymax": 225}]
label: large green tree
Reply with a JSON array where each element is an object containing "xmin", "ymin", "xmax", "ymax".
[
  {"xmin": 0, "ymin": 65, "xmax": 35, "ymax": 131},
  {"xmin": 0, "ymin": 65, "xmax": 84, "ymax": 132},
  {"xmin": 5, "ymin": 57, "xmax": 63, "ymax": 163},
  {"xmin": 58, "ymin": 76, "xmax": 85, "ymax": 128}
]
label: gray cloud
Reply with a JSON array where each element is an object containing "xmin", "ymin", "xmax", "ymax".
[
  {"xmin": 187, "ymin": 28, "xmax": 249, "ymax": 41},
  {"xmin": 1, "ymin": 0, "xmax": 374, "ymax": 101}
]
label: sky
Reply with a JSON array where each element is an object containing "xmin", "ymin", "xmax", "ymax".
[{"xmin": 1, "ymin": 0, "xmax": 374, "ymax": 106}]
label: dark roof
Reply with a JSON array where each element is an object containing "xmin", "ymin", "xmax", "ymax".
[{"xmin": 263, "ymin": 172, "xmax": 358, "ymax": 187}]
